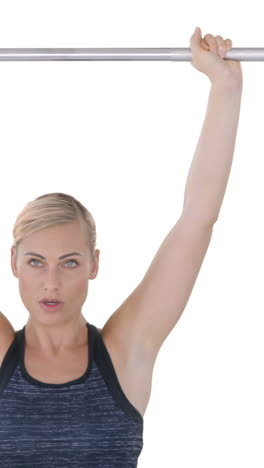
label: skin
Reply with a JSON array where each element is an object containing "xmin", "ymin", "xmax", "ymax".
[{"xmin": 10, "ymin": 218, "xmax": 100, "ymax": 357}]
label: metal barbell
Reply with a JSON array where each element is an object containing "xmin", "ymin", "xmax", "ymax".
[{"xmin": 0, "ymin": 48, "xmax": 262, "ymax": 61}]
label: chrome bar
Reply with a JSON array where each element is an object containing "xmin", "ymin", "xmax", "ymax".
[{"xmin": 0, "ymin": 48, "xmax": 262, "ymax": 61}]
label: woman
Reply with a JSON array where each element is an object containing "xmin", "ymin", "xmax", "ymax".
[{"xmin": 0, "ymin": 27, "xmax": 243, "ymax": 467}]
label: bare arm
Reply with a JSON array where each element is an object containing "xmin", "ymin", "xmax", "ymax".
[
  {"xmin": 183, "ymin": 79, "xmax": 243, "ymax": 225},
  {"xmin": 0, "ymin": 311, "xmax": 15, "ymax": 335},
  {"xmin": 0, "ymin": 312, "xmax": 15, "ymax": 365}
]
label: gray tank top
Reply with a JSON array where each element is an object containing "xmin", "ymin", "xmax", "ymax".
[{"xmin": 0, "ymin": 322, "xmax": 144, "ymax": 467}]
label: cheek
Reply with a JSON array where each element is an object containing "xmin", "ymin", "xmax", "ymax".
[
  {"xmin": 73, "ymin": 277, "xmax": 89, "ymax": 298},
  {"xmin": 68, "ymin": 276, "xmax": 89, "ymax": 307},
  {"xmin": 17, "ymin": 275, "xmax": 34, "ymax": 310},
  {"xmin": 17, "ymin": 269, "xmax": 34, "ymax": 287}
]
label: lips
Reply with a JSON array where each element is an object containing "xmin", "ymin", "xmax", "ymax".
[{"xmin": 40, "ymin": 298, "xmax": 62, "ymax": 304}]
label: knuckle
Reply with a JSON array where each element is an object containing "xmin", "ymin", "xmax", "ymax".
[
  {"xmin": 204, "ymin": 33, "xmax": 233, "ymax": 53},
  {"xmin": 216, "ymin": 37, "xmax": 225, "ymax": 48},
  {"xmin": 202, "ymin": 32, "xmax": 233, "ymax": 54},
  {"xmin": 204, "ymin": 34, "xmax": 214, "ymax": 42}
]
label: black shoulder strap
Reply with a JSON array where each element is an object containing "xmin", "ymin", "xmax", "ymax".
[
  {"xmin": 0, "ymin": 329, "xmax": 23, "ymax": 395},
  {"xmin": 88, "ymin": 323, "xmax": 101, "ymax": 339}
]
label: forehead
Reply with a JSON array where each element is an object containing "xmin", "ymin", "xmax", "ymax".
[{"xmin": 21, "ymin": 220, "xmax": 88, "ymax": 250}]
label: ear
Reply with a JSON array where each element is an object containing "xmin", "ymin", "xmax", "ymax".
[
  {"xmin": 90, "ymin": 249, "xmax": 100, "ymax": 280},
  {"xmin": 11, "ymin": 246, "xmax": 18, "ymax": 278}
]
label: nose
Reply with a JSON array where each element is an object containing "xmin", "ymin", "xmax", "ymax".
[{"xmin": 42, "ymin": 266, "xmax": 62, "ymax": 289}]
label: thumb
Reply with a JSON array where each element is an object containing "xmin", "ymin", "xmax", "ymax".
[
  {"xmin": 190, "ymin": 27, "xmax": 203, "ymax": 51},
  {"xmin": 190, "ymin": 26, "xmax": 211, "ymax": 57}
]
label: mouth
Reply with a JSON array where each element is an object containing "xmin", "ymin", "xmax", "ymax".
[
  {"xmin": 40, "ymin": 298, "xmax": 63, "ymax": 304},
  {"xmin": 39, "ymin": 301, "xmax": 64, "ymax": 312}
]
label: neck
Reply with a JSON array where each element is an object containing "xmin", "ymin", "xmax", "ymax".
[{"xmin": 25, "ymin": 315, "xmax": 88, "ymax": 356}]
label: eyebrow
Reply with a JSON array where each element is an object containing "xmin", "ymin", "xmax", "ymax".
[{"xmin": 24, "ymin": 252, "xmax": 85, "ymax": 260}]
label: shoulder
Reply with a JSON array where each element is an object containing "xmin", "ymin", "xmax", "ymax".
[{"xmin": 0, "ymin": 313, "xmax": 16, "ymax": 367}]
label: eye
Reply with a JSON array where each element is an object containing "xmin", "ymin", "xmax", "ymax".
[
  {"xmin": 65, "ymin": 260, "xmax": 79, "ymax": 267},
  {"xmin": 28, "ymin": 258, "xmax": 79, "ymax": 268},
  {"xmin": 28, "ymin": 258, "xmax": 42, "ymax": 267}
]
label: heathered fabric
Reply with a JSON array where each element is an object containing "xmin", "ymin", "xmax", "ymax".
[{"xmin": 0, "ymin": 322, "xmax": 144, "ymax": 467}]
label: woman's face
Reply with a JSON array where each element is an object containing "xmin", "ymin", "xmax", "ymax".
[{"xmin": 10, "ymin": 219, "xmax": 100, "ymax": 323}]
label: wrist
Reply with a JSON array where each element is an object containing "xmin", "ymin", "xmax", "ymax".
[{"xmin": 211, "ymin": 74, "xmax": 243, "ymax": 92}]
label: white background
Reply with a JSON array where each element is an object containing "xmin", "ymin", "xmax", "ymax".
[{"xmin": 0, "ymin": 1, "xmax": 263, "ymax": 466}]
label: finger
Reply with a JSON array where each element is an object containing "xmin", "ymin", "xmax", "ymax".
[
  {"xmin": 225, "ymin": 38, "xmax": 233, "ymax": 50},
  {"xmin": 200, "ymin": 38, "xmax": 210, "ymax": 50},
  {"xmin": 215, "ymin": 35, "xmax": 226, "ymax": 57},
  {"xmin": 204, "ymin": 34, "xmax": 218, "ymax": 54}
]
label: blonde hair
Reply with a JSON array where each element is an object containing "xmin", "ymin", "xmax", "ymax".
[{"xmin": 12, "ymin": 192, "xmax": 97, "ymax": 262}]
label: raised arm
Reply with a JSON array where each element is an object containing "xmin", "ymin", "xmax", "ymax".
[
  {"xmin": 183, "ymin": 79, "xmax": 243, "ymax": 225},
  {"xmin": 101, "ymin": 29, "xmax": 244, "ymax": 363},
  {"xmin": 183, "ymin": 27, "xmax": 243, "ymax": 224}
]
